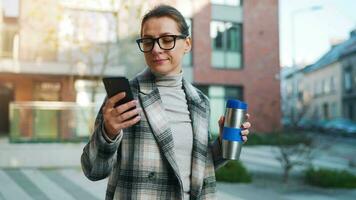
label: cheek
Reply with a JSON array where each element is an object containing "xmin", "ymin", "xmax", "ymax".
[{"xmin": 144, "ymin": 54, "xmax": 152, "ymax": 62}]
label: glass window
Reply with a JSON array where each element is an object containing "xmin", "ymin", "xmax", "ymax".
[
  {"xmin": 33, "ymin": 82, "xmax": 61, "ymax": 101},
  {"xmin": 0, "ymin": 28, "xmax": 17, "ymax": 58},
  {"xmin": 182, "ymin": 18, "xmax": 192, "ymax": 67},
  {"xmin": 330, "ymin": 76, "xmax": 335, "ymax": 92},
  {"xmin": 211, "ymin": 0, "xmax": 242, "ymax": 6},
  {"xmin": 211, "ymin": 21, "xmax": 242, "ymax": 69},
  {"xmin": 344, "ymin": 70, "xmax": 352, "ymax": 92},
  {"xmin": 330, "ymin": 102, "xmax": 337, "ymax": 119}
]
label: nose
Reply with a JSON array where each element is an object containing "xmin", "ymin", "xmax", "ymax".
[{"xmin": 151, "ymin": 40, "xmax": 163, "ymax": 54}]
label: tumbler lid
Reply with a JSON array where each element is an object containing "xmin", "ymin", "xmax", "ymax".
[{"xmin": 226, "ymin": 99, "xmax": 247, "ymax": 109}]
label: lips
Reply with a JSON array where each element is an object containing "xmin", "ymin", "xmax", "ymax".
[{"xmin": 153, "ymin": 58, "xmax": 168, "ymax": 64}]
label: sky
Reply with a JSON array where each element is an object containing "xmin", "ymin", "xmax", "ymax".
[
  {"xmin": 2, "ymin": 0, "xmax": 356, "ymax": 67},
  {"xmin": 280, "ymin": 0, "xmax": 356, "ymax": 67}
]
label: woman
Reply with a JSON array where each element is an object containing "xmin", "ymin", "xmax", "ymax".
[{"xmin": 81, "ymin": 5, "xmax": 251, "ymax": 200}]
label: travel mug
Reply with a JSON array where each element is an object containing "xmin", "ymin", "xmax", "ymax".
[{"xmin": 222, "ymin": 99, "xmax": 248, "ymax": 160}]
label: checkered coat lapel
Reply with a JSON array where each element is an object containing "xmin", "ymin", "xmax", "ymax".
[
  {"xmin": 136, "ymin": 69, "xmax": 181, "ymax": 183},
  {"xmin": 135, "ymin": 69, "xmax": 209, "ymax": 198},
  {"xmin": 182, "ymin": 79, "xmax": 209, "ymax": 198}
]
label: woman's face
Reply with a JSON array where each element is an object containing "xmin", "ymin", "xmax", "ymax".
[{"xmin": 141, "ymin": 16, "xmax": 191, "ymax": 76}]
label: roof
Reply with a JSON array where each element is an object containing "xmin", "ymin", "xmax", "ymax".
[
  {"xmin": 303, "ymin": 30, "xmax": 356, "ymax": 73},
  {"xmin": 341, "ymin": 38, "xmax": 356, "ymax": 58}
]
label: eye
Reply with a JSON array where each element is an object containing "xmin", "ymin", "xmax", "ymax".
[
  {"xmin": 141, "ymin": 38, "xmax": 153, "ymax": 45},
  {"xmin": 160, "ymin": 36, "xmax": 174, "ymax": 43}
]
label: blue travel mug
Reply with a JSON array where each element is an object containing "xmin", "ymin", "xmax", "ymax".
[{"xmin": 222, "ymin": 99, "xmax": 248, "ymax": 160}]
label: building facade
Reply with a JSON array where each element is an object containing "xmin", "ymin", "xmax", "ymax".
[
  {"xmin": 0, "ymin": 0, "xmax": 281, "ymax": 139},
  {"xmin": 282, "ymin": 29, "xmax": 356, "ymax": 126},
  {"xmin": 341, "ymin": 31, "xmax": 356, "ymax": 121},
  {"xmin": 192, "ymin": 0, "xmax": 281, "ymax": 133},
  {"xmin": 303, "ymin": 62, "xmax": 343, "ymax": 121}
]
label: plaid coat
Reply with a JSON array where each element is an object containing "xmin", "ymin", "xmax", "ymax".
[{"xmin": 81, "ymin": 68, "xmax": 226, "ymax": 200}]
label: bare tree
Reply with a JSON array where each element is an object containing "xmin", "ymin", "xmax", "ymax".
[
  {"xmin": 273, "ymin": 133, "xmax": 315, "ymax": 183},
  {"xmin": 23, "ymin": 0, "xmax": 147, "ymax": 135}
]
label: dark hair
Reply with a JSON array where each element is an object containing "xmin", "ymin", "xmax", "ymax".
[{"xmin": 141, "ymin": 5, "xmax": 189, "ymax": 37}]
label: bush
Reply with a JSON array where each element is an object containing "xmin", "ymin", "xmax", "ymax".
[
  {"xmin": 305, "ymin": 167, "xmax": 356, "ymax": 188},
  {"xmin": 215, "ymin": 161, "xmax": 252, "ymax": 183},
  {"xmin": 245, "ymin": 131, "xmax": 312, "ymax": 146}
]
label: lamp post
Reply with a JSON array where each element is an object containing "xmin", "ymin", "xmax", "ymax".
[{"xmin": 291, "ymin": 5, "xmax": 322, "ymax": 67}]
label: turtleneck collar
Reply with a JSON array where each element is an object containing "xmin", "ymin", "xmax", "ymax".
[{"xmin": 152, "ymin": 70, "xmax": 183, "ymax": 87}]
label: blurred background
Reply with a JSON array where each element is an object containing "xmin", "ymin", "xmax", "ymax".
[{"xmin": 0, "ymin": 0, "xmax": 355, "ymax": 199}]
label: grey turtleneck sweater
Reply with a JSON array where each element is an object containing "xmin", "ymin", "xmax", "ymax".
[{"xmin": 154, "ymin": 71, "xmax": 193, "ymax": 200}]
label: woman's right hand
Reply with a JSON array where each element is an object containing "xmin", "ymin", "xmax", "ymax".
[{"xmin": 102, "ymin": 92, "xmax": 141, "ymax": 139}]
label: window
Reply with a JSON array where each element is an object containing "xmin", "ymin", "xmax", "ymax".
[
  {"xmin": 182, "ymin": 18, "xmax": 192, "ymax": 67},
  {"xmin": 344, "ymin": 103, "xmax": 354, "ymax": 121},
  {"xmin": 322, "ymin": 79, "xmax": 330, "ymax": 94},
  {"xmin": 211, "ymin": 21, "xmax": 242, "ymax": 69},
  {"xmin": 33, "ymin": 82, "xmax": 61, "ymax": 101},
  {"xmin": 323, "ymin": 103, "xmax": 329, "ymax": 120},
  {"xmin": 58, "ymin": 11, "xmax": 117, "ymax": 44},
  {"xmin": 344, "ymin": 69, "xmax": 352, "ymax": 92},
  {"xmin": 313, "ymin": 82, "xmax": 317, "ymax": 97},
  {"xmin": 330, "ymin": 102, "xmax": 337, "ymax": 119},
  {"xmin": 0, "ymin": 27, "xmax": 17, "ymax": 58},
  {"xmin": 330, "ymin": 76, "xmax": 335, "ymax": 92},
  {"xmin": 211, "ymin": 0, "xmax": 242, "ymax": 6},
  {"xmin": 196, "ymin": 85, "xmax": 243, "ymax": 134}
]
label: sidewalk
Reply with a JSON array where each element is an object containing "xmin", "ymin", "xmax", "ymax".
[
  {"xmin": 1, "ymin": 168, "xmax": 355, "ymax": 200},
  {"xmin": 1, "ymin": 135, "xmax": 356, "ymax": 199},
  {"xmin": 0, "ymin": 137, "xmax": 86, "ymax": 168}
]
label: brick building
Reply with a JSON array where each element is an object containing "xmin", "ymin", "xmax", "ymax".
[{"xmin": 188, "ymin": 0, "xmax": 281, "ymax": 133}]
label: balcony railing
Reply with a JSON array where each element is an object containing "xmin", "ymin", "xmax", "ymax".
[{"xmin": 9, "ymin": 101, "xmax": 100, "ymax": 143}]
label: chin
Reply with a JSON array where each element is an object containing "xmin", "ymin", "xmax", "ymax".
[{"xmin": 150, "ymin": 65, "xmax": 171, "ymax": 75}]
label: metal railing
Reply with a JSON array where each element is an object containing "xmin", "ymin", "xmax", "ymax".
[{"xmin": 9, "ymin": 101, "xmax": 100, "ymax": 142}]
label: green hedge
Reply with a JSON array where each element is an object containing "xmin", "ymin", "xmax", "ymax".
[
  {"xmin": 244, "ymin": 131, "xmax": 312, "ymax": 146},
  {"xmin": 305, "ymin": 168, "xmax": 356, "ymax": 188},
  {"xmin": 215, "ymin": 161, "xmax": 252, "ymax": 183}
]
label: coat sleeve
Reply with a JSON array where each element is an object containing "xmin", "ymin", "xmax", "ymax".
[
  {"xmin": 203, "ymin": 94, "xmax": 228, "ymax": 170},
  {"xmin": 81, "ymin": 100, "xmax": 123, "ymax": 181},
  {"xmin": 209, "ymin": 137, "xmax": 227, "ymax": 170}
]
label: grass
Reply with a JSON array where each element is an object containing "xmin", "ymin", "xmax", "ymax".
[
  {"xmin": 215, "ymin": 161, "xmax": 252, "ymax": 183},
  {"xmin": 305, "ymin": 167, "xmax": 356, "ymax": 188}
]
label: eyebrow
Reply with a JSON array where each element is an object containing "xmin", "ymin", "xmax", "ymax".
[{"xmin": 142, "ymin": 32, "xmax": 176, "ymax": 38}]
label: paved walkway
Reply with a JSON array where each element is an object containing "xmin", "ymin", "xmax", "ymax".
[
  {"xmin": 0, "ymin": 168, "xmax": 106, "ymax": 200},
  {"xmin": 0, "ymin": 135, "xmax": 355, "ymax": 199},
  {"xmin": 0, "ymin": 168, "xmax": 355, "ymax": 200}
]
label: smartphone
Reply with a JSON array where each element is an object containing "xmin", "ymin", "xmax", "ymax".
[{"xmin": 102, "ymin": 77, "xmax": 135, "ymax": 108}]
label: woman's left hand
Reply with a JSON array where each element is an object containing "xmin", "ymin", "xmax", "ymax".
[{"xmin": 218, "ymin": 113, "xmax": 251, "ymax": 143}]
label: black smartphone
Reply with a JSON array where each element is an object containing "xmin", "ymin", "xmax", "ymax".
[{"xmin": 102, "ymin": 77, "xmax": 135, "ymax": 108}]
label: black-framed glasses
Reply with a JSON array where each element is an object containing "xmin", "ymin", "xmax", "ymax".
[{"xmin": 136, "ymin": 35, "xmax": 187, "ymax": 53}]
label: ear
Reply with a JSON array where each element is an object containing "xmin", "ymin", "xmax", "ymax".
[{"xmin": 184, "ymin": 37, "xmax": 192, "ymax": 53}]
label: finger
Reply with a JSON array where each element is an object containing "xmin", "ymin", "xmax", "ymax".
[
  {"xmin": 245, "ymin": 113, "xmax": 250, "ymax": 120},
  {"xmin": 218, "ymin": 116, "xmax": 224, "ymax": 134},
  {"xmin": 102, "ymin": 104, "xmax": 115, "ymax": 118},
  {"xmin": 241, "ymin": 122, "xmax": 251, "ymax": 129},
  {"xmin": 241, "ymin": 129, "xmax": 249, "ymax": 136},
  {"xmin": 119, "ymin": 108, "xmax": 141, "ymax": 122},
  {"xmin": 242, "ymin": 136, "xmax": 248, "ymax": 143},
  {"xmin": 119, "ymin": 115, "xmax": 141, "ymax": 129},
  {"xmin": 115, "ymin": 100, "xmax": 138, "ymax": 115},
  {"xmin": 218, "ymin": 116, "xmax": 225, "ymax": 127},
  {"xmin": 106, "ymin": 92, "xmax": 126, "ymax": 108}
]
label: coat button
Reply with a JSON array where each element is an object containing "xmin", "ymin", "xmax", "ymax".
[{"xmin": 148, "ymin": 172, "xmax": 156, "ymax": 180}]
